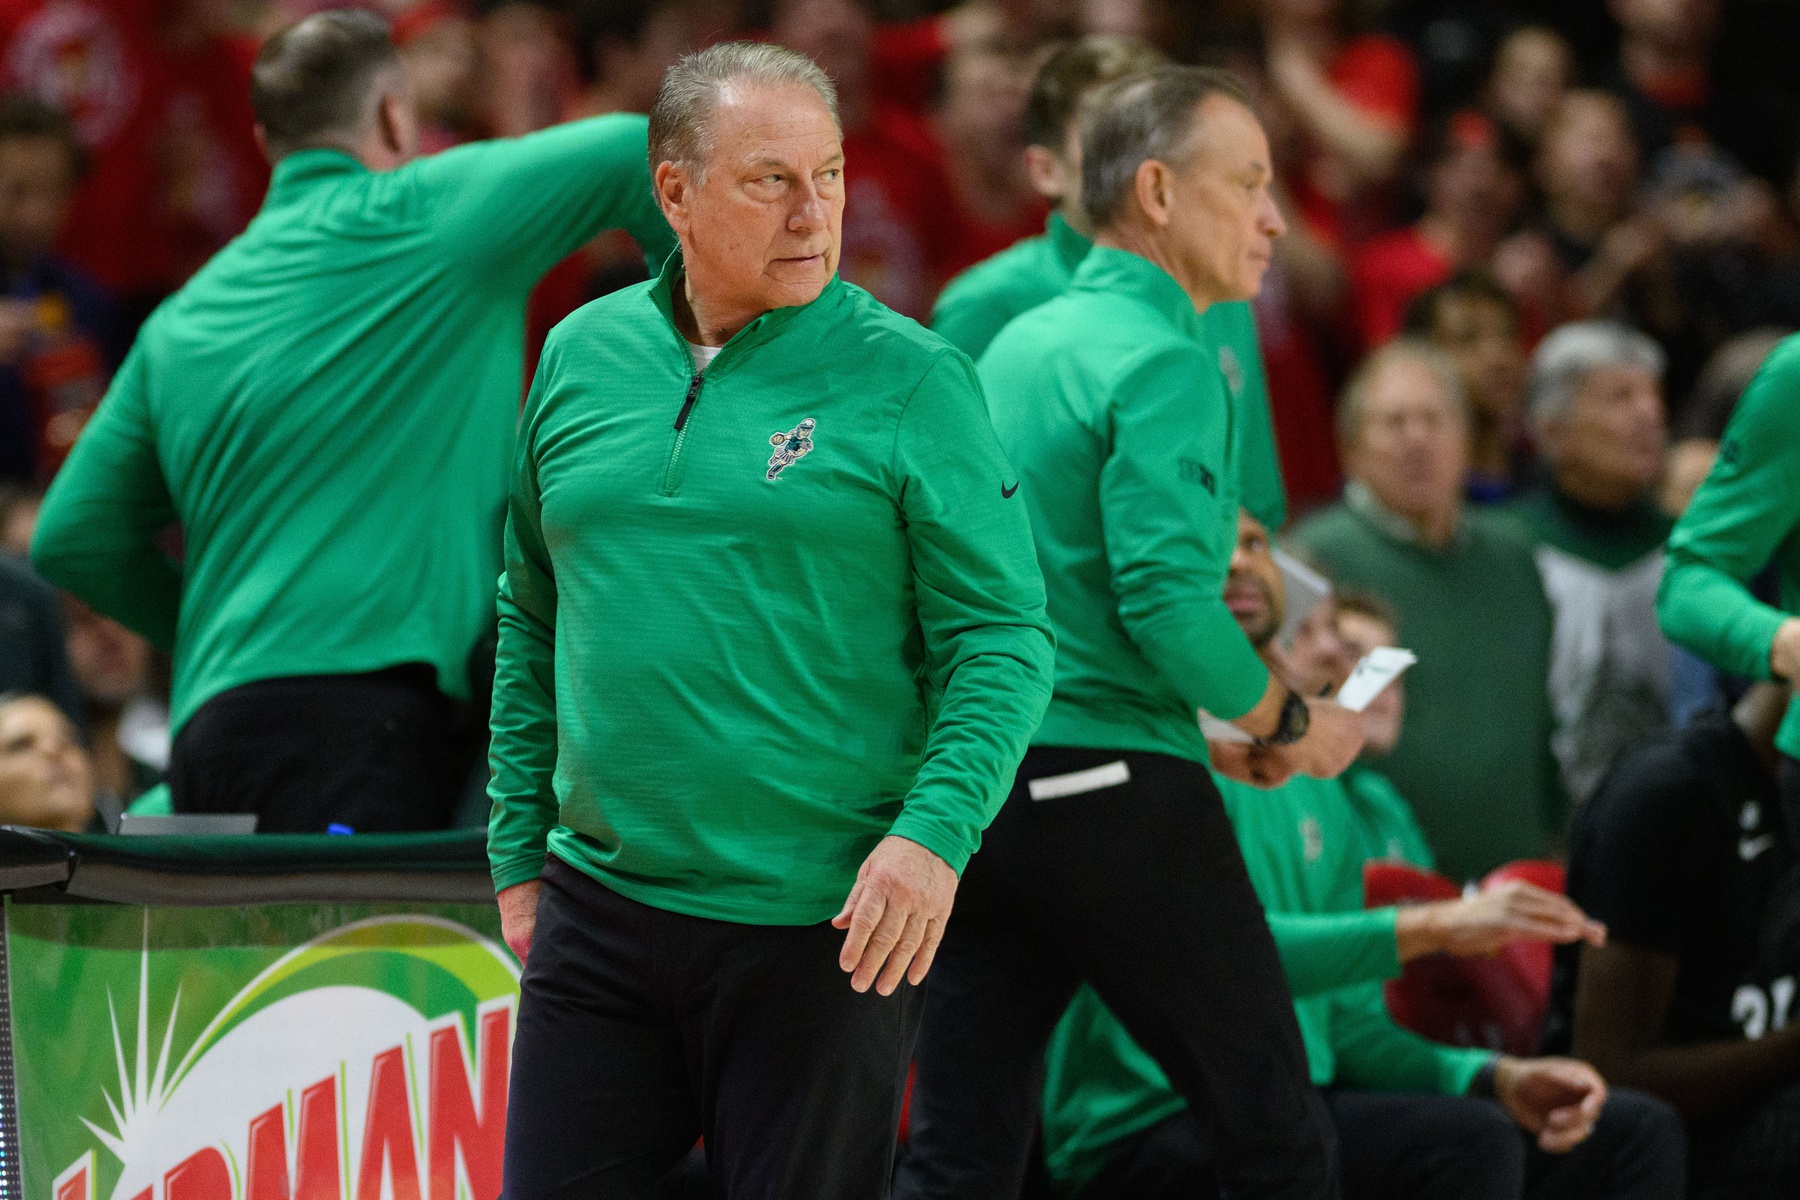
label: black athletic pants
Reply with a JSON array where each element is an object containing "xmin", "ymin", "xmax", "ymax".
[
  {"xmin": 169, "ymin": 663, "xmax": 475, "ymax": 832},
  {"xmin": 895, "ymin": 746, "xmax": 1337, "ymax": 1200},
  {"xmin": 502, "ymin": 855, "xmax": 924, "ymax": 1200},
  {"xmin": 1082, "ymin": 1086, "xmax": 1686, "ymax": 1200}
]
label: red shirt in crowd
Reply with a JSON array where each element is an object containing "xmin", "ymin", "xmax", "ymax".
[
  {"xmin": 1347, "ymin": 224, "xmax": 1452, "ymax": 350},
  {"xmin": 0, "ymin": 0, "xmax": 268, "ymax": 303},
  {"xmin": 1291, "ymin": 34, "xmax": 1420, "ymax": 251}
]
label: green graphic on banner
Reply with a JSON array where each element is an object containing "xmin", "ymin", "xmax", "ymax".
[{"xmin": 5, "ymin": 901, "xmax": 520, "ymax": 1200}]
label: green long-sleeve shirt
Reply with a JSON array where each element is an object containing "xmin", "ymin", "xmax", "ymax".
[
  {"xmin": 31, "ymin": 116, "xmax": 675, "ymax": 732},
  {"xmin": 932, "ymin": 212, "xmax": 1288, "ymax": 530},
  {"xmin": 1041, "ymin": 772, "xmax": 1489, "ymax": 1191},
  {"xmin": 1660, "ymin": 332, "xmax": 1800, "ymax": 759},
  {"xmin": 486, "ymin": 255, "xmax": 1055, "ymax": 923},
  {"xmin": 979, "ymin": 247, "xmax": 1270, "ymax": 763}
]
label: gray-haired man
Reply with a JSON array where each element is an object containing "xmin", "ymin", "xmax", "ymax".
[
  {"xmin": 1508, "ymin": 321, "xmax": 1672, "ymax": 803},
  {"xmin": 898, "ymin": 65, "xmax": 1355, "ymax": 1200},
  {"xmin": 489, "ymin": 41, "xmax": 1055, "ymax": 1199}
]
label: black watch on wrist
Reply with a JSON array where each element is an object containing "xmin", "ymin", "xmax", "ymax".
[{"xmin": 1255, "ymin": 688, "xmax": 1311, "ymax": 747}]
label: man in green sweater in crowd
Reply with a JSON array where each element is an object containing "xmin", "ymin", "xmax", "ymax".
[
  {"xmin": 897, "ymin": 65, "xmax": 1363, "ymax": 1200},
  {"xmin": 1660, "ymin": 330, "xmax": 1800, "ymax": 916},
  {"xmin": 1294, "ymin": 338, "xmax": 1565, "ymax": 883},
  {"xmin": 931, "ymin": 35, "xmax": 1290, "ymax": 531},
  {"xmin": 1510, "ymin": 321, "xmax": 1673, "ymax": 805},
  {"xmin": 486, "ymin": 43, "xmax": 1054, "ymax": 1199},
  {"xmin": 30, "ymin": 11, "xmax": 675, "ymax": 832},
  {"xmin": 1040, "ymin": 508, "xmax": 1685, "ymax": 1200}
]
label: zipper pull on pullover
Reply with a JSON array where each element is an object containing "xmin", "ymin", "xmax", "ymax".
[{"xmin": 673, "ymin": 372, "xmax": 704, "ymax": 430}]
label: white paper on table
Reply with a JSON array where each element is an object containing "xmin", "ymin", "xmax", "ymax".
[{"xmin": 1335, "ymin": 647, "xmax": 1417, "ymax": 712}]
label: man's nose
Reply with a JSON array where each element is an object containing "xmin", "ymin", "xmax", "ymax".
[
  {"xmin": 789, "ymin": 179, "xmax": 826, "ymax": 234},
  {"xmin": 1259, "ymin": 190, "xmax": 1287, "ymax": 239}
]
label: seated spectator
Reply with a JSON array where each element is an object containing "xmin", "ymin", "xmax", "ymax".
[
  {"xmin": 0, "ymin": 692, "xmax": 101, "ymax": 831},
  {"xmin": 1257, "ymin": 0, "xmax": 1419, "ymax": 248},
  {"xmin": 1038, "ymin": 508, "xmax": 1680, "ymax": 1200},
  {"xmin": 1349, "ymin": 110, "xmax": 1523, "ymax": 350},
  {"xmin": 62, "ymin": 597, "xmax": 166, "ymax": 803},
  {"xmin": 0, "ymin": 552, "xmax": 80, "ymax": 726},
  {"xmin": 1545, "ymin": 681, "xmax": 1800, "ymax": 1199},
  {"xmin": 930, "ymin": 39, "xmax": 1047, "ymax": 280},
  {"xmin": 1484, "ymin": 25, "xmax": 1573, "ymax": 153},
  {"xmin": 1330, "ymin": 587, "xmax": 1438, "ymax": 869},
  {"xmin": 0, "ymin": 0, "xmax": 267, "ymax": 326},
  {"xmin": 1293, "ymin": 340, "xmax": 1563, "ymax": 884},
  {"xmin": 0, "ymin": 94, "xmax": 114, "ymax": 484},
  {"xmin": 1503, "ymin": 91, "xmax": 1687, "ymax": 351},
  {"xmin": 1510, "ymin": 322, "xmax": 1672, "ymax": 804},
  {"xmin": 564, "ymin": 0, "xmax": 718, "ymax": 120},
  {"xmin": 394, "ymin": 0, "xmax": 481, "ymax": 154},
  {"xmin": 1404, "ymin": 271, "xmax": 1532, "ymax": 504}
]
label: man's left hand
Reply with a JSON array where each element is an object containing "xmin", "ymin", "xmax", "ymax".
[
  {"xmin": 1493, "ymin": 1056, "xmax": 1607, "ymax": 1153},
  {"xmin": 832, "ymin": 835, "xmax": 958, "ymax": 996}
]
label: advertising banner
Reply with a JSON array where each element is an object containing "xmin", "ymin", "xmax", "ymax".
[{"xmin": 5, "ymin": 901, "xmax": 520, "ymax": 1200}]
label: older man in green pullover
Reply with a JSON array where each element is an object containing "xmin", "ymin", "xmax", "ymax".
[
  {"xmin": 898, "ymin": 65, "xmax": 1365, "ymax": 1200},
  {"xmin": 488, "ymin": 43, "xmax": 1054, "ymax": 1200},
  {"xmin": 1659, "ymin": 332, "xmax": 1800, "ymax": 840},
  {"xmin": 30, "ymin": 11, "xmax": 674, "ymax": 832},
  {"xmin": 930, "ymin": 35, "xmax": 1289, "ymax": 530},
  {"xmin": 1041, "ymin": 510, "xmax": 1684, "ymax": 1200}
]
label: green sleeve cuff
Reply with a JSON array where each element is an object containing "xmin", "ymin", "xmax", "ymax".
[
  {"xmin": 1448, "ymin": 1049, "xmax": 1499, "ymax": 1097},
  {"xmin": 490, "ymin": 854, "xmax": 549, "ymax": 894},
  {"xmin": 884, "ymin": 811, "xmax": 976, "ymax": 876}
]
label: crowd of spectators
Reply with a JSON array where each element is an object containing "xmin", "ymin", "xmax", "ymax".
[{"xmin": 7, "ymin": 0, "xmax": 1800, "ymax": 1194}]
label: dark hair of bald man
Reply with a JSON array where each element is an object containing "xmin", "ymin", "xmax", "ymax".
[{"xmin": 252, "ymin": 10, "xmax": 402, "ymax": 161}]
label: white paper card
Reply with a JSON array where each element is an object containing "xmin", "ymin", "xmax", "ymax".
[
  {"xmin": 1274, "ymin": 549, "xmax": 1333, "ymax": 640},
  {"xmin": 1335, "ymin": 647, "xmax": 1417, "ymax": 713},
  {"xmin": 1199, "ymin": 711, "xmax": 1255, "ymax": 743}
]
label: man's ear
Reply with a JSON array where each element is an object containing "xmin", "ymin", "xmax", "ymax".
[
  {"xmin": 1022, "ymin": 145, "xmax": 1067, "ymax": 204},
  {"xmin": 253, "ymin": 123, "xmax": 274, "ymax": 166},
  {"xmin": 1133, "ymin": 159, "xmax": 1174, "ymax": 228},
  {"xmin": 654, "ymin": 160, "xmax": 693, "ymax": 235}
]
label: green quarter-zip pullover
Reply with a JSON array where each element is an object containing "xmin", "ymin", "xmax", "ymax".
[
  {"xmin": 1661, "ymin": 333, "xmax": 1800, "ymax": 759},
  {"xmin": 932, "ymin": 212, "xmax": 1288, "ymax": 529},
  {"xmin": 486, "ymin": 255, "xmax": 1055, "ymax": 924},
  {"xmin": 978, "ymin": 246, "xmax": 1270, "ymax": 764},
  {"xmin": 32, "ymin": 116, "xmax": 675, "ymax": 732}
]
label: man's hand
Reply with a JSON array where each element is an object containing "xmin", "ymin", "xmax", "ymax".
[
  {"xmin": 498, "ymin": 879, "xmax": 542, "ymax": 965},
  {"xmin": 1394, "ymin": 881, "xmax": 1607, "ymax": 962},
  {"xmin": 1209, "ymin": 739, "xmax": 1298, "ymax": 789},
  {"xmin": 832, "ymin": 835, "xmax": 958, "ymax": 996},
  {"xmin": 1267, "ymin": 697, "xmax": 1363, "ymax": 780},
  {"xmin": 1771, "ymin": 617, "xmax": 1800, "ymax": 684},
  {"xmin": 1493, "ymin": 1056, "xmax": 1607, "ymax": 1153}
]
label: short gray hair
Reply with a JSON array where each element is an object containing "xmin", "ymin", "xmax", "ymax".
[
  {"xmin": 648, "ymin": 41, "xmax": 840, "ymax": 179},
  {"xmin": 1527, "ymin": 320, "xmax": 1665, "ymax": 426},
  {"xmin": 1079, "ymin": 64, "xmax": 1249, "ymax": 230},
  {"xmin": 1336, "ymin": 338, "xmax": 1470, "ymax": 445},
  {"xmin": 252, "ymin": 10, "xmax": 400, "ymax": 160}
]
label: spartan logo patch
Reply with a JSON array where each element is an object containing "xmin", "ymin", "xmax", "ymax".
[{"xmin": 767, "ymin": 418, "xmax": 816, "ymax": 480}]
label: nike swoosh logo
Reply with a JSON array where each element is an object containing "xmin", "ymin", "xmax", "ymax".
[
  {"xmin": 1741, "ymin": 834, "xmax": 1776, "ymax": 862},
  {"xmin": 1001, "ymin": 482, "xmax": 1020, "ymax": 499}
]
